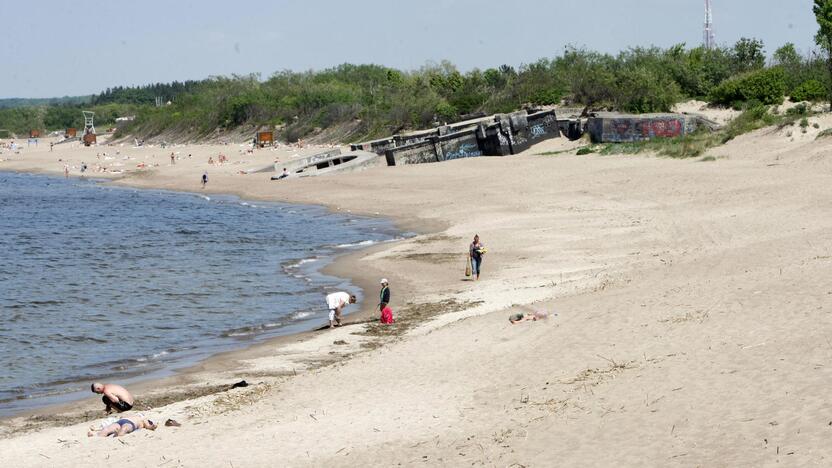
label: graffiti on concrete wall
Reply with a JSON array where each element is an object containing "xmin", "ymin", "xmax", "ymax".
[
  {"xmin": 612, "ymin": 120, "xmax": 631, "ymax": 135},
  {"xmin": 530, "ymin": 124, "xmax": 546, "ymax": 139},
  {"xmin": 444, "ymin": 143, "xmax": 482, "ymax": 160},
  {"xmin": 606, "ymin": 118, "xmax": 684, "ymax": 141},
  {"xmin": 640, "ymin": 119, "xmax": 682, "ymax": 137}
]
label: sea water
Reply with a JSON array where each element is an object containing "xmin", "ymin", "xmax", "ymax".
[{"xmin": 0, "ymin": 172, "xmax": 401, "ymax": 416}]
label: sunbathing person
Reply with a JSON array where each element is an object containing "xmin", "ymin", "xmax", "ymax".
[
  {"xmin": 509, "ymin": 311, "xmax": 549, "ymax": 324},
  {"xmin": 88, "ymin": 415, "xmax": 157, "ymax": 437}
]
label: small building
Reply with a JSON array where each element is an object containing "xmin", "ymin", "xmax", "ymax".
[
  {"xmin": 256, "ymin": 131, "xmax": 274, "ymax": 147},
  {"xmin": 65, "ymin": 127, "xmax": 77, "ymax": 138}
]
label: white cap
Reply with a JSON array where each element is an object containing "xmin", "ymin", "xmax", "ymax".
[{"xmin": 380, "ymin": 278, "xmax": 388, "ymax": 284}]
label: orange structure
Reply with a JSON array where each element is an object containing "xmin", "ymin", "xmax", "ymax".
[
  {"xmin": 256, "ymin": 131, "xmax": 274, "ymax": 147},
  {"xmin": 29, "ymin": 129, "xmax": 41, "ymax": 138},
  {"xmin": 82, "ymin": 133, "xmax": 97, "ymax": 146},
  {"xmin": 65, "ymin": 127, "xmax": 77, "ymax": 138}
]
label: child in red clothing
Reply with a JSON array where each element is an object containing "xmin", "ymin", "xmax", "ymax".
[{"xmin": 380, "ymin": 305, "xmax": 394, "ymax": 324}]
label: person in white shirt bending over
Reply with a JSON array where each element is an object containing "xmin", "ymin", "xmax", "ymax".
[{"xmin": 325, "ymin": 291, "xmax": 356, "ymax": 328}]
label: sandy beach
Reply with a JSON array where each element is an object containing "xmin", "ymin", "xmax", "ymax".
[{"xmin": 2, "ymin": 115, "xmax": 832, "ymax": 466}]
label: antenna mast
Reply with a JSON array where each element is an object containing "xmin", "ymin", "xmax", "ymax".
[{"xmin": 704, "ymin": 0, "xmax": 715, "ymax": 49}]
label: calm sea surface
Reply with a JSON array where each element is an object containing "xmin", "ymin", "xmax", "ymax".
[{"xmin": 0, "ymin": 172, "xmax": 400, "ymax": 416}]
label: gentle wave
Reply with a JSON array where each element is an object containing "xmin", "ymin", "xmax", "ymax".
[{"xmin": 335, "ymin": 239, "xmax": 377, "ymax": 248}]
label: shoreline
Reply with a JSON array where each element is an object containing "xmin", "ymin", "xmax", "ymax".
[
  {"xmin": 4, "ymin": 127, "xmax": 832, "ymax": 465},
  {"xmin": 0, "ymin": 168, "xmax": 427, "ymax": 428}
]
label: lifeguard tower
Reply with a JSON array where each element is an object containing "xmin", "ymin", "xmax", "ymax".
[{"xmin": 82, "ymin": 111, "xmax": 96, "ymax": 146}]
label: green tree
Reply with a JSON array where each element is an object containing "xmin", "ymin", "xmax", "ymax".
[
  {"xmin": 732, "ymin": 37, "xmax": 766, "ymax": 73},
  {"xmin": 814, "ymin": 0, "xmax": 832, "ymax": 107}
]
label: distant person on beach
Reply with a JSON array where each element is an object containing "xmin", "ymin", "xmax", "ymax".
[
  {"xmin": 279, "ymin": 168, "xmax": 289, "ymax": 179},
  {"xmin": 88, "ymin": 415, "xmax": 157, "ymax": 437},
  {"xmin": 469, "ymin": 234, "xmax": 486, "ymax": 280},
  {"xmin": 50, "ymin": 142, "xmax": 54, "ymax": 152},
  {"xmin": 201, "ymin": 172, "xmax": 208, "ymax": 188},
  {"xmin": 64, "ymin": 164, "xmax": 69, "ymax": 178},
  {"xmin": 91, "ymin": 382, "xmax": 134, "ymax": 413},
  {"xmin": 509, "ymin": 311, "xmax": 549, "ymax": 324},
  {"xmin": 379, "ymin": 278, "xmax": 390, "ymax": 311},
  {"xmin": 325, "ymin": 291, "xmax": 356, "ymax": 328},
  {"xmin": 80, "ymin": 162, "xmax": 87, "ymax": 173},
  {"xmin": 170, "ymin": 152, "xmax": 175, "ymax": 165}
]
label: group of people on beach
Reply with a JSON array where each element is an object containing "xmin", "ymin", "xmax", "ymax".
[
  {"xmin": 326, "ymin": 235, "xmax": 487, "ymax": 328},
  {"xmin": 82, "ymin": 234, "xmax": 535, "ymax": 440},
  {"xmin": 324, "ymin": 278, "xmax": 394, "ymax": 328},
  {"xmin": 87, "ymin": 383, "xmax": 157, "ymax": 437}
]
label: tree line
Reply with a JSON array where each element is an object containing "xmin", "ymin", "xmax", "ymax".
[{"xmin": 0, "ymin": 38, "xmax": 829, "ymax": 141}]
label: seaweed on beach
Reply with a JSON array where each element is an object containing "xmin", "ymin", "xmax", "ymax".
[
  {"xmin": 358, "ymin": 299, "xmax": 484, "ymax": 339},
  {"xmin": 396, "ymin": 252, "xmax": 464, "ymax": 263}
]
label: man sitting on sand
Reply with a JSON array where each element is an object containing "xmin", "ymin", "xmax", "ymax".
[
  {"xmin": 91, "ymin": 382, "xmax": 134, "ymax": 414},
  {"xmin": 326, "ymin": 291, "xmax": 356, "ymax": 328},
  {"xmin": 89, "ymin": 415, "xmax": 157, "ymax": 437}
]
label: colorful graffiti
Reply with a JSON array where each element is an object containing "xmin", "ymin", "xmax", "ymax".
[
  {"xmin": 640, "ymin": 119, "xmax": 682, "ymax": 137},
  {"xmin": 605, "ymin": 118, "xmax": 684, "ymax": 141},
  {"xmin": 444, "ymin": 143, "xmax": 482, "ymax": 160}
]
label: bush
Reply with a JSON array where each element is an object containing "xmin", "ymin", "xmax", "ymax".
[
  {"xmin": 709, "ymin": 67, "xmax": 786, "ymax": 106},
  {"xmin": 721, "ymin": 105, "xmax": 776, "ymax": 143},
  {"xmin": 576, "ymin": 147, "xmax": 594, "ymax": 155},
  {"xmin": 817, "ymin": 128, "xmax": 832, "ymax": 139},
  {"xmin": 790, "ymin": 79, "xmax": 826, "ymax": 102},
  {"xmin": 613, "ymin": 66, "xmax": 681, "ymax": 113},
  {"xmin": 786, "ymin": 103, "xmax": 808, "ymax": 115}
]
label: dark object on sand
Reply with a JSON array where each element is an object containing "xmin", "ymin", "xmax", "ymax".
[
  {"xmin": 333, "ymin": 340, "xmax": 348, "ymax": 345},
  {"xmin": 165, "ymin": 419, "xmax": 182, "ymax": 427},
  {"xmin": 230, "ymin": 380, "xmax": 248, "ymax": 389}
]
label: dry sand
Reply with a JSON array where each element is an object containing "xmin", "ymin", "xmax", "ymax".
[{"xmin": 1, "ymin": 120, "xmax": 832, "ymax": 467}]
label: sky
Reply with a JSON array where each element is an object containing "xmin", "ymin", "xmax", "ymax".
[{"xmin": 0, "ymin": 0, "xmax": 819, "ymax": 98}]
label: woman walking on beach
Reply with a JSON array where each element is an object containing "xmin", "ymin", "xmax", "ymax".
[{"xmin": 469, "ymin": 234, "xmax": 486, "ymax": 280}]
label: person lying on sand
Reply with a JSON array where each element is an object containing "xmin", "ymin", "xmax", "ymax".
[
  {"xmin": 509, "ymin": 311, "xmax": 549, "ymax": 324},
  {"xmin": 88, "ymin": 415, "xmax": 157, "ymax": 437},
  {"xmin": 91, "ymin": 382, "xmax": 134, "ymax": 414},
  {"xmin": 326, "ymin": 291, "xmax": 356, "ymax": 328}
]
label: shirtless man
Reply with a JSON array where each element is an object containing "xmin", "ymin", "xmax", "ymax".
[
  {"xmin": 89, "ymin": 415, "xmax": 157, "ymax": 437},
  {"xmin": 91, "ymin": 382, "xmax": 135, "ymax": 414},
  {"xmin": 325, "ymin": 291, "xmax": 356, "ymax": 328}
]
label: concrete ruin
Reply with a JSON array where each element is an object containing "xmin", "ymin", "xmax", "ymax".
[
  {"xmin": 351, "ymin": 109, "xmax": 562, "ymax": 167},
  {"xmin": 586, "ymin": 112, "xmax": 701, "ymax": 143},
  {"xmin": 273, "ymin": 148, "xmax": 380, "ymax": 178},
  {"xmin": 258, "ymin": 108, "xmax": 720, "ymax": 178}
]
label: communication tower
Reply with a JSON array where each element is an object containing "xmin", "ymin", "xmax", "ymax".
[{"xmin": 704, "ymin": 0, "xmax": 716, "ymax": 49}]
